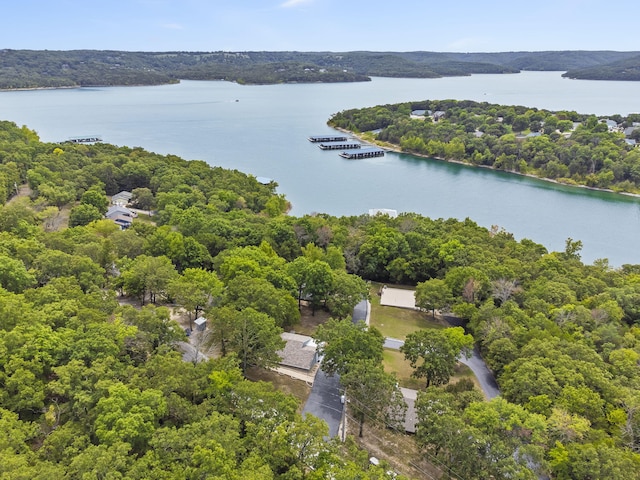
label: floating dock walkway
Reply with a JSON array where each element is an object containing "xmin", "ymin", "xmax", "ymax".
[
  {"xmin": 319, "ymin": 142, "xmax": 361, "ymax": 150},
  {"xmin": 308, "ymin": 135, "xmax": 348, "ymax": 143},
  {"xmin": 339, "ymin": 147, "xmax": 385, "ymax": 159}
]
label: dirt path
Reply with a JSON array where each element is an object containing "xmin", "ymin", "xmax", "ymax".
[{"xmin": 7, "ymin": 184, "xmax": 31, "ymax": 204}]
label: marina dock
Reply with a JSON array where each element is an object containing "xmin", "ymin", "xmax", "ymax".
[
  {"xmin": 319, "ymin": 142, "xmax": 361, "ymax": 150},
  {"xmin": 339, "ymin": 147, "xmax": 385, "ymax": 159},
  {"xmin": 308, "ymin": 135, "xmax": 348, "ymax": 143}
]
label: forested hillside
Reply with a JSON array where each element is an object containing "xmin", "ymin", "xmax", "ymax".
[
  {"xmin": 329, "ymin": 99, "xmax": 640, "ymax": 194},
  {"xmin": 1, "ymin": 49, "xmax": 639, "ymax": 89},
  {"xmin": 563, "ymin": 54, "xmax": 640, "ymax": 81},
  {"xmin": 1, "ymin": 120, "xmax": 640, "ymax": 478}
]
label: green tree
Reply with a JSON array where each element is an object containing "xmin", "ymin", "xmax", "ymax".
[
  {"xmin": 131, "ymin": 187, "xmax": 156, "ymax": 211},
  {"xmin": 400, "ymin": 327, "xmax": 474, "ymax": 388},
  {"xmin": 314, "ymin": 318, "xmax": 384, "ymax": 376},
  {"xmin": 341, "ymin": 359, "xmax": 406, "ymax": 437},
  {"xmin": 304, "ymin": 260, "xmax": 334, "ymax": 314},
  {"xmin": 80, "ymin": 187, "xmax": 109, "ymax": 214},
  {"xmin": 121, "ymin": 255, "xmax": 178, "ymax": 304},
  {"xmin": 357, "ymin": 226, "xmax": 409, "ymax": 281},
  {"xmin": 214, "ymin": 307, "xmax": 285, "ymax": 375},
  {"xmin": 94, "ymin": 383, "xmax": 167, "ymax": 452},
  {"xmin": 168, "ymin": 267, "xmax": 223, "ymax": 328},
  {"xmin": 221, "ymin": 275, "xmax": 299, "ymax": 329},
  {"xmin": 69, "ymin": 203, "xmax": 103, "ymax": 227},
  {"xmin": 415, "ymin": 278, "xmax": 453, "ymax": 319},
  {"xmin": 0, "ymin": 254, "xmax": 35, "ymax": 293},
  {"xmin": 326, "ymin": 270, "xmax": 369, "ymax": 319}
]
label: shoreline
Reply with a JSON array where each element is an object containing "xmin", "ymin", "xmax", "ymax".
[{"xmin": 333, "ymin": 127, "xmax": 640, "ymax": 201}]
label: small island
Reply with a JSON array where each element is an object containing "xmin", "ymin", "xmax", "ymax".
[{"xmin": 328, "ymin": 99, "xmax": 640, "ymax": 195}]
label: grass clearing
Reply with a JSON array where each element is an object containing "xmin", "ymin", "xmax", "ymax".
[
  {"xmin": 369, "ymin": 283, "xmax": 447, "ymax": 340},
  {"xmin": 383, "ymin": 348, "xmax": 423, "ymax": 390}
]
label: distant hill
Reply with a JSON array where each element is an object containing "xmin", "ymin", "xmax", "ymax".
[
  {"xmin": 1, "ymin": 49, "xmax": 639, "ymax": 89},
  {"xmin": 562, "ymin": 54, "xmax": 640, "ymax": 80}
]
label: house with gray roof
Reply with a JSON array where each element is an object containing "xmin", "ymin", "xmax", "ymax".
[
  {"xmin": 277, "ymin": 332, "xmax": 319, "ymax": 372},
  {"xmin": 601, "ymin": 119, "xmax": 619, "ymax": 132},
  {"xmin": 111, "ymin": 191, "xmax": 133, "ymax": 206},
  {"xmin": 105, "ymin": 205, "xmax": 137, "ymax": 229}
]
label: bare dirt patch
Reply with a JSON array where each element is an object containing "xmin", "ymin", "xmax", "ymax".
[
  {"xmin": 7, "ymin": 184, "xmax": 32, "ymax": 203},
  {"xmin": 348, "ymin": 420, "xmax": 440, "ymax": 480},
  {"xmin": 245, "ymin": 367, "xmax": 312, "ymax": 412},
  {"xmin": 293, "ymin": 302, "xmax": 332, "ymax": 336}
]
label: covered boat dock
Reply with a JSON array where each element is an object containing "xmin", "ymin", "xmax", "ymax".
[
  {"xmin": 339, "ymin": 147, "xmax": 385, "ymax": 159},
  {"xmin": 308, "ymin": 135, "xmax": 348, "ymax": 143},
  {"xmin": 319, "ymin": 142, "xmax": 361, "ymax": 150}
]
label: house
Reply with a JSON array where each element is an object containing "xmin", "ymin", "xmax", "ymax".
[
  {"xmin": 105, "ymin": 205, "xmax": 137, "ymax": 229},
  {"xmin": 432, "ymin": 111, "xmax": 446, "ymax": 121},
  {"xmin": 410, "ymin": 109, "xmax": 427, "ymax": 118},
  {"xmin": 369, "ymin": 208, "xmax": 398, "ymax": 218},
  {"xmin": 601, "ymin": 119, "xmax": 619, "ymax": 132},
  {"xmin": 111, "ymin": 190, "xmax": 133, "ymax": 206},
  {"xmin": 110, "ymin": 214, "xmax": 133, "ymax": 229},
  {"xmin": 255, "ymin": 177, "xmax": 273, "ymax": 185},
  {"xmin": 106, "ymin": 205, "xmax": 137, "ymax": 219},
  {"xmin": 623, "ymin": 126, "xmax": 639, "ymax": 137},
  {"xmin": 277, "ymin": 332, "xmax": 319, "ymax": 372}
]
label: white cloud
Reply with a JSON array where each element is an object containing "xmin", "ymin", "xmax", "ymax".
[{"xmin": 280, "ymin": 0, "xmax": 314, "ymax": 8}]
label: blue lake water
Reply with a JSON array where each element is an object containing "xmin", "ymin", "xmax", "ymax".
[{"xmin": 1, "ymin": 71, "xmax": 640, "ymax": 265}]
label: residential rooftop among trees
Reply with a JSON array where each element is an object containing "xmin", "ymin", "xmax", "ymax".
[{"xmin": 1, "ymin": 119, "xmax": 640, "ymax": 478}]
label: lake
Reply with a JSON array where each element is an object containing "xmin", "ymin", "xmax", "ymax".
[{"xmin": 2, "ymin": 71, "xmax": 640, "ymax": 265}]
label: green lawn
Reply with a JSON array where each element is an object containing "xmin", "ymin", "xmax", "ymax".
[
  {"xmin": 383, "ymin": 348, "xmax": 481, "ymax": 392},
  {"xmin": 371, "ymin": 283, "xmax": 484, "ymax": 395},
  {"xmin": 369, "ymin": 283, "xmax": 446, "ymax": 340},
  {"xmin": 383, "ymin": 349, "xmax": 423, "ymax": 389}
]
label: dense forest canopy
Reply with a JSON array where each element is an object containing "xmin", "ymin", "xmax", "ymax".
[
  {"xmin": 328, "ymin": 99, "xmax": 640, "ymax": 194},
  {"xmin": 1, "ymin": 49, "xmax": 640, "ymax": 89},
  {"xmin": 1, "ymin": 118, "xmax": 640, "ymax": 478}
]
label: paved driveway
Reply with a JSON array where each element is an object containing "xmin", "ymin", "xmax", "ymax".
[
  {"xmin": 302, "ymin": 369, "xmax": 343, "ymax": 437},
  {"xmin": 352, "ymin": 299, "xmax": 368, "ymax": 323},
  {"xmin": 384, "ymin": 336, "xmax": 501, "ymax": 399}
]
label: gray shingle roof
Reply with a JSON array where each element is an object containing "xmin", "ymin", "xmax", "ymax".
[{"xmin": 277, "ymin": 333, "xmax": 318, "ymax": 371}]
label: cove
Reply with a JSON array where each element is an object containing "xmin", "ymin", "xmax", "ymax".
[{"xmin": 1, "ymin": 71, "xmax": 640, "ymax": 265}]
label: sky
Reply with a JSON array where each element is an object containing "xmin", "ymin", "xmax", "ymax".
[{"xmin": 2, "ymin": 0, "xmax": 639, "ymax": 53}]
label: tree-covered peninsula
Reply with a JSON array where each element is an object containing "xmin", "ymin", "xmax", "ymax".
[
  {"xmin": 2, "ymin": 119, "xmax": 640, "ymax": 478},
  {"xmin": 329, "ymin": 99, "xmax": 640, "ymax": 194}
]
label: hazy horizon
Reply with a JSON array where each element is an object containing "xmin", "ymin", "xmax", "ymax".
[{"xmin": 4, "ymin": 1, "xmax": 639, "ymax": 53}]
